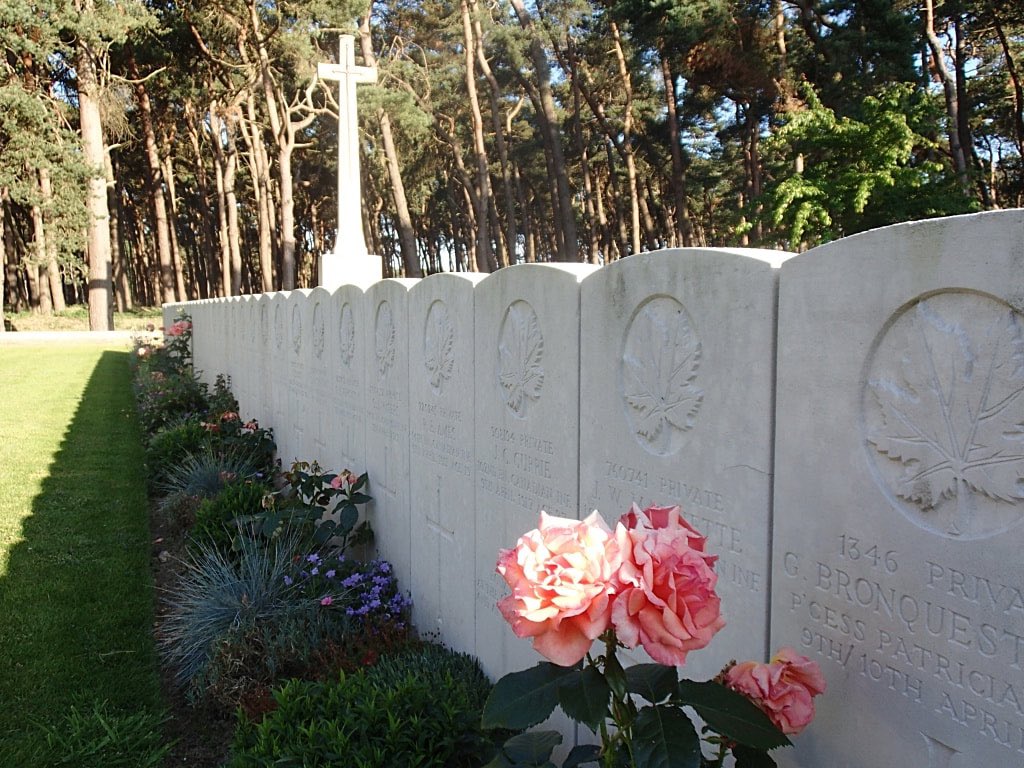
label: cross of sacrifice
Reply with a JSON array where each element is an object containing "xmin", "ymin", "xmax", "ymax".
[{"xmin": 317, "ymin": 35, "xmax": 380, "ymax": 286}]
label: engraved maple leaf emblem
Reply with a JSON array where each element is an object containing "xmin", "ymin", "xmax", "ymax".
[
  {"xmin": 868, "ymin": 299, "xmax": 1024, "ymax": 536},
  {"xmin": 623, "ymin": 305, "xmax": 703, "ymax": 454},
  {"xmin": 499, "ymin": 302, "xmax": 544, "ymax": 416},
  {"xmin": 291, "ymin": 305, "xmax": 303, "ymax": 354},
  {"xmin": 425, "ymin": 302, "xmax": 454, "ymax": 393},
  {"xmin": 312, "ymin": 303, "xmax": 325, "ymax": 360},
  {"xmin": 338, "ymin": 303, "xmax": 355, "ymax": 366},
  {"xmin": 375, "ymin": 301, "xmax": 396, "ymax": 377}
]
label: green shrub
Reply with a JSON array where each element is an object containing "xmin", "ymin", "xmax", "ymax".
[
  {"xmin": 146, "ymin": 417, "xmax": 210, "ymax": 482},
  {"xmin": 156, "ymin": 447, "xmax": 259, "ymax": 521},
  {"xmin": 228, "ymin": 643, "xmax": 500, "ymax": 768},
  {"xmin": 134, "ymin": 368, "xmax": 209, "ymax": 434},
  {"xmin": 190, "ymin": 479, "xmax": 272, "ymax": 556}
]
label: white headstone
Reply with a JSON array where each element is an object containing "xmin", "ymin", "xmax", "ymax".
[
  {"xmin": 580, "ymin": 248, "xmax": 790, "ymax": 680},
  {"xmin": 409, "ymin": 273, "xmax": 485, "ymax": 656},
  {"xmin": 317, "ymin": 35, "xmax": 382, "ymax": 289},
  {"xmin": 327, "ymin": 285, "xmax": 368, "ymax": 475},
  {"xmin": 772, "ymin": 210, "xmax": 1024, "ymax": 766},
  {"xmin": 304, "ymin": 287, "xmax": 333, "ymax": 467},
  {"xmin": 364, "ymin": 278, "xmax": 418, "ymax": 589},
  {"xmin": 474, "ymin": 263, "xmax": 599, "ymax": 680}
]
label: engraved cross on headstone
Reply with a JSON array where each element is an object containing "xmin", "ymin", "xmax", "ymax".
[
  {"xmin": 426, "ymin": 475, "xmax": 454, "ymax": 632},
  {"xmin": 316, "ymin": 35, "xmax": 380, "ymax": 287}
]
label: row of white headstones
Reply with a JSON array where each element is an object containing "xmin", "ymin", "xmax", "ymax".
[{"xmin": 173, "ymin": 208, "xmax": 1024, "ymax": 768}]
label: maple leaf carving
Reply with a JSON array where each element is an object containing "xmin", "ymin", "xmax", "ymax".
[
  {"xmin": 499, "ymin": 302, "xmax": 544, "ymax": 416},
  {"xmin": 375, "ymin": 301, "xmax": 396, "ymax": 377},
  {"xmin": 424, "ymin": 302, "xmax": 454, "ymax": 393},
  {"xmin": 338, "ymin": 303, "xmax": 355, "ymax": 366},
  {"xmin": 868, "ymin": 299, "xmax": 1024, "ymax": 536},
  {"xmin": 622, "ymin": 303, "xmax": 703, "ymax": 454},
  {"xmin": 312, "ymin": 302, "xmax": 325, "ymax": 360},
  {"xmin": 274, "ymin": 304, "xmax": 286, "ymax": 349},
  {"xmin": 291, "ymin": 305, "xmax": 303, "ymax": 354}
]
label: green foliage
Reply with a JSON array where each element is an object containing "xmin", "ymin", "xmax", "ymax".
[
  {"xmin": 759, "ymin": 83, "xmax": 975, "ymax": 249},
  {"xmin": 145, "ymin": 416, "xmax": 210, "ymax": 482},
  {"xmin": 190, "ymin": 478, "xmax": 272, "ymax": 555},
  {"xmin": 228, "ymin": 643, "xmax": 501, "ymax": 768},
  {"xmin": 250, "ymin": 461, "xmax": 372, "ymax": 554},
  {"xmin": 155, "ymin": 446, "xmax": 259, "ymax": 518},
  {"xmin": 484, "ymin": 658, "xmax": 788, "ymax": 768},
  {"xmin": 30, "ymin": 700, "xmax": 170, "ymax": 768}
]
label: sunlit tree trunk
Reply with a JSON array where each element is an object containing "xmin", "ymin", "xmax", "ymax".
[
  {"xmin": 75, "ymin": 2, "xmax": 113, "ymax": 330},
  {"xmin": 37, "ymin": 168, "xmax": 66, "ymax": 312}
]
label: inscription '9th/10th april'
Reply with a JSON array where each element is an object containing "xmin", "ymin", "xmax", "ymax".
[{"xmin": 783, "ymin": 538, "xmax": 1024, "ymax": 756}]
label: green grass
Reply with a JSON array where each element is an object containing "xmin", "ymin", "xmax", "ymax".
[
  {"xmin": 5, "ymin": 305, "xmax": 163, "ymax": 332},
  {"xmin": 0, "ymin": 344, "xmax": 166, "ymax": 766}
]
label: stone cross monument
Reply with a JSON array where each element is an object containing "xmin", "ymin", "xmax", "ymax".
[{"xmin": 317, "ymin": 34, "xmax": 382, "ymax": 288}]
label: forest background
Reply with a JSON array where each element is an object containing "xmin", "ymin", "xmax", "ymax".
[{"xmin": 1, "ymin": 0, "xmax": 1021, "ymax": 330}]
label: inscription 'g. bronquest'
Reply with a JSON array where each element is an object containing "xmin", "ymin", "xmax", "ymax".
[
  {"xmin": 621, "ymin": 296, "xmax": 703, "ymax": 456},
  {"xmin": 864, "ymin": 291, "xmax": 1024, "ymax": 539}
]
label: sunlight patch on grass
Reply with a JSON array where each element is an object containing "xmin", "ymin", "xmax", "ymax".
[{"xmin": 0, "ymin": 344, "xmax": 164, "ymax": 766}]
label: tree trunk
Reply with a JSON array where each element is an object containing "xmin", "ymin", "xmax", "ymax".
[
  {"xmin": 508, "ymin": 0, "xmax": 578, "ymax": 261},
  {"xmin": 37, "ymin": 168, "xmax": 66, "ymax": 312},
  {"xmin": 659, "ymin": 48, "xmax": 693, "ymax": 246},
  {"xmin": 241, "ymin": 89, "xmax": 275, "ymax": 291},
  {"xmin": 76, "ymin": 18, "xmax": 113, "ymax": 330},
  {"xmin": 923, "ymin": 0, "xmax": 970, "ymax": 193},
  {"xmin": 127, "ymin": 48, "xmax": 176, "ymax": 303},
  {"xmin": 360, "ymin": 12, "xmax": 420, "ymax": 277},
  {"xmin": 461, "ymin": 0, "xmax": 494, "ymax": 272}
]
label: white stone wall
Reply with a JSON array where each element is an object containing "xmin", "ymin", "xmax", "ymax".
[{"xmin": 163, "ymin": 210, "xmax": 1024, "ymax": 766}]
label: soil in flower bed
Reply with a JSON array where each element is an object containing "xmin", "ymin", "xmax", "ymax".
[{"xmin": 150, "ymin": 501, "xmax": 236, "ymax": 767}]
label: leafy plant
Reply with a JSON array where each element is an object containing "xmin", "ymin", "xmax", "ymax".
[
  {"xmin": 156, "ymin": 447, "xmax": 259, "ymax": 519},
  {"xmin": 190, "ymin": 478, "xmax": 273, "ymax": 556},
  {"xmin": 251, "ymin": 462, "xmax": 373, "ymax": 553},
  {"xmin": 145, "ymin": 416, "xmax": 210, "ymax": 483},
  {"xmin": 228, "ymin": 643, "xmax": 502, "ymax": 768}
]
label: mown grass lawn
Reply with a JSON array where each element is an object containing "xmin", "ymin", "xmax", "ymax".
[{"xmin": 0, "ymin": 342, "xmax": 167, "ymax": 767}]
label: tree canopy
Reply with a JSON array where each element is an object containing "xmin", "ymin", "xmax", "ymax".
[{"xmin": 2, "ymin": 0, "xmax": 1020, "ymax": 322}]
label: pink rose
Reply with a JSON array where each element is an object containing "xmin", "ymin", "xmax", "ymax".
[
  {"xmin": 330, "ymin": 470, "xmax": 356, "ymax": 491},
  {"xmin": 611, "ymin": 503, "xmax": 725, "ymax": 667},
  {"xmin": 496, "ymin": 511, "xmax": 622, "ymax": 666},
  {"xmin": 725, "ymin": 647, "xmax": 827, "ymax": 735}
]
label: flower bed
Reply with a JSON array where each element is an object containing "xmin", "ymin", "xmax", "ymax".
[{"xmin": 134, "ymin": 317, "xmax": 504, "ymax": 767}]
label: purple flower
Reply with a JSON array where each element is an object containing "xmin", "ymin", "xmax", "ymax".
[
  {"xmin": 311, "ymin": 567, "xmax": 319, "ymax": 576},
  {"xmin": 326, "ymin": 569, "xmax": 336, "ymax": 579},
  {"xmin": 307, "ymin": 553, "xmax": 321, "ymax": 564},
  {"xmin": 283, "ymin": 576, "xmax": 293, "ymax": 586}
]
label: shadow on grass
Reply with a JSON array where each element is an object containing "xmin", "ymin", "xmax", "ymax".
[{"xmin": 0, "ymin": 349, "xmax": 165, "ymax": 767}]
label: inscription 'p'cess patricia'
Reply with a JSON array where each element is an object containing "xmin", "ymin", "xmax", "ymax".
[{"xmin": 863, "ymin": 291, "xmax": 1024, "ymax": 540}]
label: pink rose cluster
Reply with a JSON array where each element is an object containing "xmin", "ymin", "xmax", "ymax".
[
  {"xmin": 496, "ymin": 504, "xmax": 726, "ymax": 667},
  {"xmin": 725, "ymin": 647, "xmax": 827, "ymax": 735},
  {"xmin": 166, "ymin": 319, "xmax": 192, "ymax": 337}
]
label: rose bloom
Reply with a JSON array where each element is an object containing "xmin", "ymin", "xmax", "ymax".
[
  {"xmin": 611, "ymin": 503, "xmax": 725, "ymax": 667},
  {"xmin": 496, "ymin": 511, "xmax": 622, "ymax": 666},
  {"xmin": 725, "ymin": 647, "xmax": 827, "ymax": 735}
]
